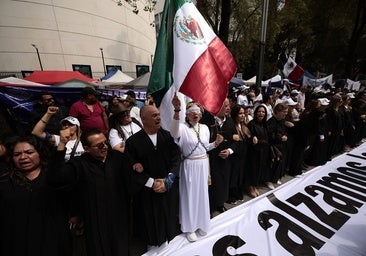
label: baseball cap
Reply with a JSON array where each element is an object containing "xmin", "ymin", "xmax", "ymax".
[
  {"xmin": 347, "ymin": 92, "xmax": 355, "ymax": 99},
  {"xmin": 318, "ymin": 98, "xmax": 330, "ymax": 106},
  {"xmin": 60, "ymin": 116, "xmax": 80, "ymax": 127},
  {"xmin": 120, "ymin": 95, "xmax": 134, "ymax": 103},
  {"xmin": 284, "ymin": 98, "xmax": 297, "ymax": 106}
]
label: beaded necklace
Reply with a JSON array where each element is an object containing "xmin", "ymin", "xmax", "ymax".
[
  {"xmin": 121, "ymin": 122, "xmax": 133, "ymax": 137},
  {"xmin": 182, "ymin": 122, "xmax": 208, "ymax": 160}
]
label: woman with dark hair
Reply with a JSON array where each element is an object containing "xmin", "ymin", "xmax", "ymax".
[
  {"xmin": 326, "ymin": 94, "xmax": 343, "ymax": 158},
  {"xmin": 304, "ymin": 98, "xmax": 329, "ymax": 166},
  {"xmin": 0, "ymin": 136, "xmax": 71, "ymax": 256},
  {"xmin": 108, "ymin": 103, "xmax": 142, "ymax": 153},
  {"xmin": 228, "ymin": 104, "xmax": 251, "ymax": 201},
  {"xmin": 247, "ymin": 105, "xmax": 271, "ymax": 195},
  {"xmin": 339, "ymin": 94, "xmax": 356, "ymax": 151},
  {"xmin": 107, "ymin": 95, "xmax": 121, "ymax": 116}
]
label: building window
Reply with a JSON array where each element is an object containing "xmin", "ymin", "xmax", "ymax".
[
  {"xmin": 136, "ymin": 65, "xmax": 149, "ymax": 77},
  {"xmin": 21, "ymin": 70, "xmax": 34, "ymax": 78},
  {"xmin": 72, "ymin": 64, "xmax": 93, "ymax": 78},
  {"xmin": 106, "ymin": 65, "xmax": 122, "ymax": 73}
]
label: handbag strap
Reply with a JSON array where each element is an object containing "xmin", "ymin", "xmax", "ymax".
[{"xmin": 70, "ymin": 138, "xmax": 80, "ymax": 159}]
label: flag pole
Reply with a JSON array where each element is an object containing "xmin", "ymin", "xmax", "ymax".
[{"xmin": 256, "ymin": 0, "xmax": 269, "ymax": 90}]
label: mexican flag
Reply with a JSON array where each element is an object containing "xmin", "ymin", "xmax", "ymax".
[
  {"xmin": 283, "ymin": 56, "xmax": 304, "ymax": 81},
  {"xmin": 147, "ymin": 0, "xmax": 237, "ymax": 129}
]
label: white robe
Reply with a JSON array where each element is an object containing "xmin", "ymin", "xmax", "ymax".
[{"xmin": 174, "ymin": 122, "xmax": 213, "ymax": 233}]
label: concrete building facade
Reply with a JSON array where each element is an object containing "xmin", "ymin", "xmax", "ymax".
[{"xmin": 0, "ymin": 0, "xmax": 157, "ymax": 79}]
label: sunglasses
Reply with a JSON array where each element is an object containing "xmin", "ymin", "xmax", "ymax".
[
  {"xmin": 90, "ymin": 141, "xmax": 108, "ymax": 149},
  {"xmin": 44, "ymin": 98, "xmax": 54, "ymax": 102}
]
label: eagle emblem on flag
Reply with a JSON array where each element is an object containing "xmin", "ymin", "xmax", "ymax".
[{"xmin": 174, "ymin": 15, "xmax": 206, "ymax": 44}]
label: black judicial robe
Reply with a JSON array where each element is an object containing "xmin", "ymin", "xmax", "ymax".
[
  {"xmin": 326, "ymin": 107, "xmax": 343, "ymax": 157},
  {"xmin": 125, "ymin": 128, "xmax": 181, "ymax": 247},
  {"xmin": 267, "ymin": 116, "xmax": 288, "ymax": 180},
  {"xmin": 200, "ymin": 113, "xmax": 237, "ymax": 210},
  {"xmin": 247, "ymin": 119, "xmax": 271, "ymax": 186},
  {"xmin": 47, "ymin": 149, "xmax": 134, "ymax": 256},
  {"xmin": 0, "ymin": 170, "xmax": 71, "ymax": 256}
]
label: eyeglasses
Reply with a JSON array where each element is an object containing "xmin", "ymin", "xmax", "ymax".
[{"xmin": 90, "ymin": 141, "xmax": 108, "ymax": 149}]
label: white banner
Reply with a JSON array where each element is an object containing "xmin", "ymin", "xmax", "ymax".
[
  {"xmin": 145, "ymin": 143, "xmax": 366, "ymax": 256},
  {"xmin": 346, "ymin": 78, "xmax": 361, "ymax": 91},
  {"xmin": 302, "ymin": 74, "xmax": 333, "ymax": 87}
]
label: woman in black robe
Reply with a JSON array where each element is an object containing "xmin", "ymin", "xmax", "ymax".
[
  {"xmin": 339, "ymin": 94, "xmax": 356, "ymax": 149},
  {"xmin": 304, "ymin": 98, "xmax": 329, "ymax": 166},
  {"xmin": 228, "ymin": 104, "xmax": 251, "ymax": 202},
  {"xmin": 326, "ymin": 94, "xmax": 343, "ymax": 158},
  {"xmin": 0, "ymin": 136, "xmax": 71, "ymax": 256},
  {"xmin": 247, "ymin": 105, "xmax": 271, "ymax": 195}
]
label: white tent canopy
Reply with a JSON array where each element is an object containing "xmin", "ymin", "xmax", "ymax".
[
  {"xmin": 125, "ymin": 72, "xmax": 151, "ymax": 88},
  {"xmin": 0, "ymin": 77, "xmax": 46, "ymax": 87},
  {"xmin": 244, "ymin": 76, "xmax": 257, "ymax": 85},
  {"xmin": 101, "ymin": 70, "xmax": 134, "ymax": 84},
  {"xmin": 262, "ymin": 75, "xmax": 282, "ymax": 87}
]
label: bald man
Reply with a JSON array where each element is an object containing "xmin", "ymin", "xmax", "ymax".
[{"xmin": 125, "ymin": 105, "xmax": 181, "ymax": 250}]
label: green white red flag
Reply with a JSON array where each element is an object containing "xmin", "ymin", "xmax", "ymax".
[
  {"xmin": 147, "ymin": 0, "xmax": 237, "ymax": 129},
  {"xmin": 283, "ymin": 56, "xmax": 304, "ymax": 81}
]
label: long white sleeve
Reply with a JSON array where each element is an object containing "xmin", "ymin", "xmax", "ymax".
[{"xmin": 170, "ymin": 118, "xmax": 181, "ymax": 139}]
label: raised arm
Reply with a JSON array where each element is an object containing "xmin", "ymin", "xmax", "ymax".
[
  {"xmin": 170, "ymin": 92, "xmax": 181, "ymax": 139},
  {"xmin": 31, "ymin": 106, "xmax": 58, "ymax": 144}
]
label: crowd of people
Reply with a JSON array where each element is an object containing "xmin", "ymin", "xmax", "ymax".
[{"xmin": 0, "ymin": 83, "xmax": 366, "ymax": 255}]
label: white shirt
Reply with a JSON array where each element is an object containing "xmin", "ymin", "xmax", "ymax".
[
  {"xmin": 109, "ymin": 121, "xmax": 142, "ymax": 148},
  {"xmin": 130, "ymin": 106, "xmax": 141, "ymax": 123},
  {"xmin": 254, "ymin": 93, "xmax": 263, "ymax": 103},
  {"xmin": 54, "ymin": 136, "xmax": 84, "ymax": 161},
  {"xmin": 145, "ymin": 133, "xmax": 158, "ymax": 188},
  {"xmin": 237, "ymin": 94, "xmax": 249, "ymax": 106},
  {"xmin": 297, "ymin": 92, "xmax": 306, "ymax": 111}
]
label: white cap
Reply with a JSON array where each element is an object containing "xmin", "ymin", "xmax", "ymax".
[
  {"xmin": 318, "ymin": 98, "xmax": 330, "ymax": 106},
  {"xmin": 240, "ymin": 85, "xmax": 250, "ymax": 91},
  {"xmin": 347, "ymin": 92, "xmax": 355, "ymax": 99},
  {"xmin": 291, "ymin": 89, "xmax": 299, "ymax": 95},
  {"xmin": 284, "ymin": 98, "xmax": 297, "ymax": 106},
  {"xmin": 313, "ymin": 87, "xmax": 323, "ymax": 94},
  {"xmin": 274, "ymin": 99, "xmax": 284, "ymax": 107},
  {"xmin": 60, "ymin": 116, "xmax": 80, "ymax": 126}
]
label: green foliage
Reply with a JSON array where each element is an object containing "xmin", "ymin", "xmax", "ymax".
[
  {"xmin": 198, "ymin": 0, "xmax": 366, "ymax": 79},
  {"xmin": 114, "ymin": 0, "xmax": 157, "ymax": 15}
]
